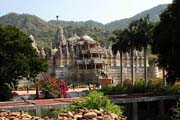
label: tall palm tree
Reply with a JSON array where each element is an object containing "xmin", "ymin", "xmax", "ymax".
[
  {"xmin": 112, "ymin": 27, "xmax": 137, "ymax": 86},
  {"xmin": 128, "ymin": 16, "xmax": 153, "ymax": 87},
  {"xmin": 126, "ymin": 24, "xmax": 138, "ymax": 86},
  {"xmin": 111, "ymin": 30, "xmax": 128, "ymax": 86},
  {"xmin": 111, "ymin": 16, "xmax": 153, "ymax": 87}
]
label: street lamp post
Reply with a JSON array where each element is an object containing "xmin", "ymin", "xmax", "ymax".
[{"xmin": 35, "ymin": 79, "xmax": 39, "ymax": 99}]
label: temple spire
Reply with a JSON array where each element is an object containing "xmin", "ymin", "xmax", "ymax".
[
  {"xmin": 56, "ymin": 16, "xmax": 58, "ymax": 21},
  {"xmin": 56, "ymin": 15, "xmax": 60, "ymax": 27},
  {"xmin": 55, "ymin": 15, "xmax": 66, "ymax": 49}
]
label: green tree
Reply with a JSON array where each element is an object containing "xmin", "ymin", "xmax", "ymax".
[
  {"xmin": 111, "ymin": 27, "xmax": 137, "ymax": 86},
  {"xmin": 126, "ymin": 24, "xmax": 137, "ymax": 86},
  {"xmin": 152, "ymin": 0, "xmax": 180, "ymax": 84},
  {"xmin": 112, "ymin": 17, "xmax": 153, "ymax": 86},
  {"xmin": 128, "ymin": 16, "xmax": 154, "ymax": 87},
  {"xmin": 111, "ymin": 29, "xmax": 128, "ymax": 86},
  {"xmin": 0, "ymin": 25, "xmax": 48, "ymax": 100}
]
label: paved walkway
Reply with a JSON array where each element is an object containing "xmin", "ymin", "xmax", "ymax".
[{"xmin": 12, "ymin": 88, "xmax": 89, "ymax": 95}]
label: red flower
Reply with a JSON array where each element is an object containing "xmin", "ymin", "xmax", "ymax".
[{"xmin": 40, "ymin": 76, "xmax": 68, "ymax": 98}]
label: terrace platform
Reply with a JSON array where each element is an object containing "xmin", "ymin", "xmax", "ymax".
[{"xmin": 0, "ymin": 93, "xmax": 180, "ymax": 119}]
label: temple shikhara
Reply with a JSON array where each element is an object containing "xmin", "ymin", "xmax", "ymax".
[{"xmin": 33, "ymin": 16, "xmax": 159, "ymax": 86}]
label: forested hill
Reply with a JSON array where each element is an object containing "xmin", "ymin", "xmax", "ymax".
[
  {"xmin": 0, "ymin": 12, "xmax": 106, "ymax": 47},
  {"xmin": 0, "ymin": 4, "xmax": 168, "ymax": 47},
  {"xmin": 105, "ymin": 4, "xmax": 168, "ymax": 31}
]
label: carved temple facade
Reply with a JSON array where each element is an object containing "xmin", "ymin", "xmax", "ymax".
[
  {"xmin": 44, "ymin": 19, "xmax": 158, "ymax": 86},
  {"xmin": 32, "ymin": 18, "xmax": 159, "ymax": 86}
]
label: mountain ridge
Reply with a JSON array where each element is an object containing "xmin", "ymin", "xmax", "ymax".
[
  {"xmin": 0, "ymin": 4, "xmax": 168, "ymax": 47},
  {"xmin": 105, "ymin": 4, "xmax": 168, "ymax": 30},
  {"xmin": 0, "ymin": 4, "xmax": 168, "ymax": 28}
]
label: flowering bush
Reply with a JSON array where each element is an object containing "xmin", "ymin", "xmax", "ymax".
[
  {"xmin": 58, "ymin": 80, "xmax": 68, "ymax": 98},
  {"xmin": 40, "ymin": 75, "xmax": 68, "ymax": 98}
]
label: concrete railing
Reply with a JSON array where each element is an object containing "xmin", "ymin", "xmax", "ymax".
[{"xmin": 110, "ymin": 94, "xmax": 180, "ymax": 103}]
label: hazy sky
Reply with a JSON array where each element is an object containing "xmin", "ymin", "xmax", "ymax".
[{"xmin": 0, "ymin": 0, "xmax": 172, "ymax": 24}]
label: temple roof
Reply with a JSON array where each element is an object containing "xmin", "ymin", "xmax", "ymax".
[
  {"xmin": 51, "ymin": 48, "xmax": 58, "ymax": 55},
  {"xmin": 81, "ymin": 35, "xmax": 94, "ymax": 41},
  {"xmin": 89, "ymin": 48, "xmax": 104, "ymax": 54},
  {"xmin": 68, "ymin": 34, "xmax": 80, "ymax": 43}
]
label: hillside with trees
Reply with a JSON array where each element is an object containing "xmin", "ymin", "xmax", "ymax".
[
  {"xmin": 105, "ymin": 4, "xmax": 168, "ymax": 31},
  {"xmin": 0, "ymin": 4, "xmax": 168, "ymax": 48}
]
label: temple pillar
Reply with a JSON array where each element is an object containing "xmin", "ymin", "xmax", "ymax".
[
  {"xmin": 35, "ymin": 106, "xmax": 42, "ymax": 117},
  {"xmin": 111, "ymin": 57, "xmax": 114, "ymax": 66},
  {"xmin": 141, "ymin": 57, "xmax": 144, "ymax": 67},
  {"xmin": 132, "ymin": 102, "xmax": 138, "ymax": 120},
  {"xmin": 159, "ymin": 100, "xmax": 164, "ymax": 115},
  {"xmin": 136, "ymin": 57, "xmax": 139, "ymax": 66},
  {"xmin": 66, "ymin": 58, "xmax": 69, "ymax": 65},
  {"xmin": 85, "ymin": 64, "xmax": 87, "ymax": 70},
  {"xmin": 77, "ymin": 64, "xmax": 79, "ymax": 70}
]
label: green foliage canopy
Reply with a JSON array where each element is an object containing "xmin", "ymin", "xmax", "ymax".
[
  {"xmin": 152, "ymin": 0, "xmax": 180, "ymax": 84},
  {"xmin": 112, "ymin": 16, "xmax": 153, "ymax": 54},
  {"xmin": 0, "ymin": 25, "xmax": 48, "ymax": 85}
]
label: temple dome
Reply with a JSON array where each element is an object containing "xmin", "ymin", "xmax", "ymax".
[
  {"xmin": 29, "ymin": 34, "xmax": 34, "ymax": 40},
  {"xmin": 68, "ymin": 34, "xmax": 80, "ymax": 42},
  {"xmin": 81, "ymin": 35, "xmax": 94, "ymax": 41},
  {"xmin": 51, "ymin": 48, "xmax": 58, "ymax": 55}
]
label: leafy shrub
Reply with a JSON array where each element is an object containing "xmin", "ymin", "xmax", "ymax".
[
  {"xmin": 100, "ymin": 79, "xmax": 180, "ymax": 95},
  {"xmin": 123, "ymin": 79, "xmax": 132, "ymax": 87},
  {"xmin": 171, "ymin": 100, "xmax": 180, "ymax": 120},
  {"xmin": 57, "ymin": 91, "xmax": 123, "ymax": 116},
  {"xmin": 0, "ymin": 84, "xmax": 13, "ymax": 101}
]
